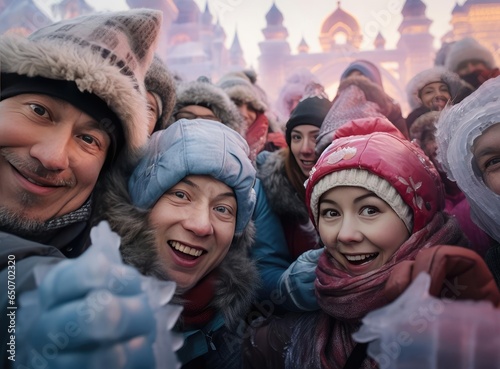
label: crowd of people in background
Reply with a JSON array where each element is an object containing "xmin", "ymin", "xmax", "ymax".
[{"xmin": 1, "ymin": 7, "xmax": 500, "ymax": 369}]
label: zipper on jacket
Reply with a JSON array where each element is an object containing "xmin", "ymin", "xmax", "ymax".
[{"xmin": 205, "ymin": 330, "xmax": 217, "ymax": 351}]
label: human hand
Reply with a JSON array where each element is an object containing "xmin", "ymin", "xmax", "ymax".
[{"xmin": 277, "ymin": 248, "xmax": 323, "ymax": 311}]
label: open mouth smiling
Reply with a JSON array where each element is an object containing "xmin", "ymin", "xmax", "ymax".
[
  {"xmin": 343, "ymin": 252, "xmax": 379, "ymax": 265},
  {"xmin": 168, "ymin": 240, "xmax": 205, "ymax": 258}
]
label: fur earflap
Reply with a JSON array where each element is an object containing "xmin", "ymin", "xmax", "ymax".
[{"xmin": 145, "ymin": 55, "xmax": 177, "ymax": 131}]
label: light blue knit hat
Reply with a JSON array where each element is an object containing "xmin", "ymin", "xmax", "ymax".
[{"xmin": 128, "ymin": 118, "xmax": 256, "ymax": 235}]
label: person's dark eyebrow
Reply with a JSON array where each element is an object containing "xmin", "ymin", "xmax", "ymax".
[{"xmin": 320, "ymin": 192, "xmax": 378, "ymax": 206}]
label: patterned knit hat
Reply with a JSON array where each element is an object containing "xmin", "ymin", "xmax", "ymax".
[
  {"xmin": 0, "ymin": 9, "xmax": 162, "ymax": 156},
  {"xmin": 445, "ymin": 37, "xmax": 496, "ymax": 73},
  {"xmin": 145, "ymin": 55, "xmax": 176, "ymax": 132},
  {"xmin": 316, "ymin": 83, "xmax": 385, "ymax": 155},
  {"xmin": 306, "ymin": 119, "xmax": 444, "ymax": 234}
]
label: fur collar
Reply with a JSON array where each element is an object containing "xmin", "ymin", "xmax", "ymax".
[{"xmin": 257, "ymin": 150, "xmax": 310, "ymax": 222}]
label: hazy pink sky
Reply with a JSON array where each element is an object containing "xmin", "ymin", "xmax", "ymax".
[{"xmin": 40, "ymin": 0, "xmax": 461, "ymax": 67}]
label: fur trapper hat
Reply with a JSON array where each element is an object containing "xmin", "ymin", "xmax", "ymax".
[
  {"xmin": 145, "ymin": 55, "xmax": 176, "ymax": 132},
  {"xmin": 217, "ymin": 70, "xmax": 267, "ymax": 113},
  {"xmin": 406, "ymin": 67, "xmax": 466, "ymax": 110},
  {"xmin": 171, "ymin": 76, "xmax": 245, "ymax": 135},
  {"xmin": 445, "ymin": 37, "xmax": 496, "ymax": 73},
  {"xmin": 0, "ymin": 9, "xmax": 162, "ymax": 155}
]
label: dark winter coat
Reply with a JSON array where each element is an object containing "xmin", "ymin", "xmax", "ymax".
[
  {"xmin": 257, "ymin": 150, "xmax": 319, "ymax": 260},
  {"xmin": 0, "ymin": 215, "xmax": 91, "ymax": 368}
]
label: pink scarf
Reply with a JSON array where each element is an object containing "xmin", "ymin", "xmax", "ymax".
[
  {"xmin": 313, "ymin": 212, "xmax": 467, "ymax": 369},
  {"xmin": 245, "ymin": 113, "xmax": 269, "ymax": 162}
]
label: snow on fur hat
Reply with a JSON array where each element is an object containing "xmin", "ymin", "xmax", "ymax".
[
  {"xmin": 445, "ymin": 37, "xmax": 496, "ymax": 73},
  {"xmin": 128, "ymin": 119, "xmax": 257, "ymax": 235},
  {"xmin": 145, "ymin": 55, "xmax": 176, "ymax": 132},
  {"xmin": 340, "ymin": 59, "xmax": 383, "ymax": 88},
  {"xmin": 306, "ymin": 120, "xmax": 444, "ymax": 233},
  {"xmin": 406, "ymin": 67, "xmax": 466, "ymax": 110},
  {"xmin": 217, "ymin": 71, "xmax": 267, "ymax": 113},
  {"xmin": 171, "ymin": 76, "xmax": 245, "ymax": 135},
  {"xmin": 0, "ymin": 9, "xmax": 162, "ymax": 155}
]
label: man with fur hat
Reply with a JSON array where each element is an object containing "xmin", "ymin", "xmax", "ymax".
[
  {"xmin": 218, "ymin": 70, "xmax": 286, "ymax": 162},
  {"xmin": 169, "ymin": 76, "xmax": 246, "ymax": 135},
  {"xmin": 96, "ymin": 119, "xmax": 259, "ymax": 368},
  {"xmin": 445, "ymin": 37, "xmax": 499, "ymax": 89},
  {"xmin": 0, "ymin": 9, "xmax": 166, "ymax": 368}
]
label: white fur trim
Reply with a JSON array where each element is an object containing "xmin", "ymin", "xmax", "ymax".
[
  {"xmin": 445, "ymin": 37, "xmax": 496, "ymax": 73},
  {"xmin": 406, "ymin": 66, "xmax": 466, "ymax": 110}
]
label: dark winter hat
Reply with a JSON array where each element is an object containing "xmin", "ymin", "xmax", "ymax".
[
  {"xmin": 445, "ymin": 37, "xmax": 496, "ymax": 73},
  {"xmin": 144, "ymin": 55, "xmax": 176, "ymax": 132},
  {"xmin": 171, "ymin": 76, "xmax": 245, "ymax": 135},
  {"xmin": 340, "ymin": 60, "xmax": 383, "ymax": 88},
  {"xmin": 128, "ymin": 119, "xmax": 256, "ymax": 235},
  {"xmin": 1, "ymin": 73, "xmax": 123, "ymax": 161},
  {"xmin": 0, "ymin": 9, "xmax": 162, "ymax": 156},
  {"xmin": 285, "ymin": 95, "xmax": 332, "ymax": 146}
]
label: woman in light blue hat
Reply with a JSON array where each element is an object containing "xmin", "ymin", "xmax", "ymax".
[{"xmin": 95, "ymin": 119, "xmax": 259, "ymax": 368}]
